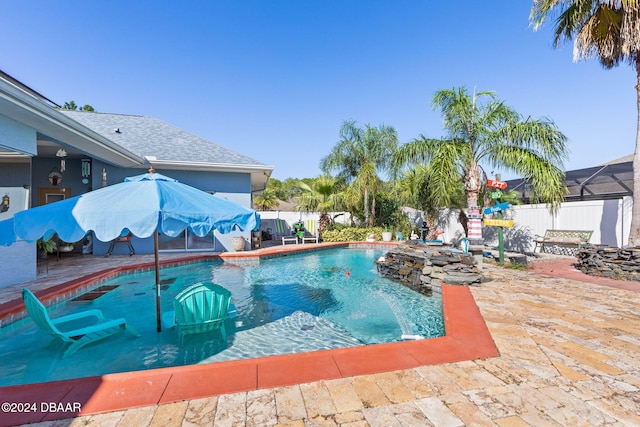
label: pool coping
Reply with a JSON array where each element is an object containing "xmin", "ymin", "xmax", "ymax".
[{"xmin": 0, "ymin": 242, "xmax": 498, "ymax": 426}]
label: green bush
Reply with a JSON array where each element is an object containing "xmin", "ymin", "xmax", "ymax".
[{"xmin": 322, "ymin": 227, "xmax": 386, "ymax": 242}]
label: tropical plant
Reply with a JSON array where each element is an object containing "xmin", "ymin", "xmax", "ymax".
[
  {"xmin": 392, "ymin": 87, "xmax": 569, "ymax": 236},
  {"xmin": 253, "ymin": 188, "xmax": 280, "ymax": 211},
  {"xmin": 321, "ymin": 120, "xmax": 398, "ymax": 227},
  {"xmin": 294, "ymin": 176, "xmax": 344, "ymax": 233},
  {"xmin": 530, "ymin": 0, "xmax": 640, "ymax": 245},
  {"xmin": 36, "ymin": 238, "xmax": 56, "ymax": 254},
  {"xmin": 322, "ymin": 226, "xmax": 386, "ymax": 242}
]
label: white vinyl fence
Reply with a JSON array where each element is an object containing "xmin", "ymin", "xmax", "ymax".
[
  {"xmin": 436, "ymin": 197, "xmax": 632, "ymax": 251},
  {"xmin": 260, "ymin": 196, "xmax": 633, "ymax": 251},
  {"xmin": 257, "ymin": 211, "xmax": 351, "ymax": 238}
]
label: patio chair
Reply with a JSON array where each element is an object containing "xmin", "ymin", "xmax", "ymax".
[
  {"xmin": 275, "ymin": 219, "xmax": 298, "ymax": 245},
  {"xmin": 106, "ymin": 231, "xmax": 135, "ymax": 256},
  {"xmin": 301, "ymin": 219, "xmax": 320, "ymax": 243},
  {"xmin": 22, "ymin": 289, "xmax": 140, "ymax": 359},
  {"xmin": 162, "ymin": 282, "xmax": 231, "ymax": 342}
]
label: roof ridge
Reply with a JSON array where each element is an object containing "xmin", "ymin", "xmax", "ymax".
[{"xmin": 61, "ymin": 110, "xmax": 146, "ymax": 118}]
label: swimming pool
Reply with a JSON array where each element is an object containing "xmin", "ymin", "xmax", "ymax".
[{"xmin": 0, "ymin": 248, "xmax": 444, "ymax": 386}]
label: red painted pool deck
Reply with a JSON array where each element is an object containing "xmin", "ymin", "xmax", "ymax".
[{"xmin": 0, "ymin": 242, "xmax": 495, "ymax": 426}]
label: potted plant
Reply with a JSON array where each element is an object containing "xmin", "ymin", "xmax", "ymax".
[
  {"xmin": 36, "ymin": 238, "xmax": 56, "ymax": 258},
  {"xmin": 381, "ymin": 225, "xmax": 393, "ymax": 242},
  {"xmin": 58, "ymin": 240, "xmax": 75, "ymax": 252}
]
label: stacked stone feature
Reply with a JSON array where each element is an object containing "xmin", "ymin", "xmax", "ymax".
[
  {"xmin": 375, "ymin": 242, "xmax": 483, "ymax": 293},
  {"xmin": 576, "ymin": 245, "xmax": 640, "ymax": 281}
]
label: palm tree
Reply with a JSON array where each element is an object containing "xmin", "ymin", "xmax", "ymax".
[
  {"xmin": 295, "ymin": 176, "xmax": 344, "ymax": 234},
  {"xmin": 530, "ymin": 0, "xmax": 640, "ymax": 245},
  {"xmin": 253, "ymin": 188, "xmax": 280, "ymax": 211},
  {"xmin": 393, "ymin": 87, "xmax": 569, "ymax": 236},
  {"xmin": 321, "ymin": 120, "xmax": 398, "ymax": 226}
]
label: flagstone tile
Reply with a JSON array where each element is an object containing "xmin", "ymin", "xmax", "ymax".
[
  {"xmin": 148, "ymin": 401, "xmax": 188, "ymax": 427},
  {"xmin": 493, "ymin": 415, "xmax": 530, "ymax": 426},
  {"xmin": 274, "ymin": 386, "xmax": 307, "ymax": 424},
  {"xmin": 497, "ymin": 383, "xmax": 562, "ymax": 412},
  {"xmin": 413, "ymin": 365, "xmax": 463, "ymax": 395},
  {"xmin": 545, "ymin": 406, "xmax": 604, "ymax": 427},
  {"xmin": 549, "ymin": 360, "xmax": 591, "ymax": 382},
  {"xmin": 299, "ymin": 382, "xmax": 337, "ymax": 419},
  {"xmin": 369, "ymin": 371, "xmax": 415, "ymax": 404},
  {"xmin": 82, "ymin": 411, "xmax": 125, "ymax": 426},
  {"xmin": 395, "ymin": 368, "xmax": 438, "ymax": 398},
  {"xmin": 538, "ymin": 386, "xmax": 616, "ymax": 425},
  {"xmin": 324, "ymin": 378, "xmax": 364, "ymax": 413},
  {"xmin": 446, "ymin": 398, "xmax": 496, "ymax": 427},
  {"xmin": 333, "ymin": 410, "xmax": 365, "ymax": 424},
  {"xmin": 350, "ymin": 375, "xmax": 391, "ymax": 408},
  {"xmin": 587, "ymin": 394, "xmax": 640, "ymax": 426},
  {"xmin": 118, "ymin": 405, "xmax": 156, "ymax": 427},
  {"xmin": 246, "ymin": 389, "xmax": 277, "ymax": 427},
  {"xmin": 462, "ymin": 389, "xmax": 515, "ymax": 419},
  {"xmin": 414, "ymin": 397, "xmax": 464, "ymax": 427},
  {"xmin": 214, "ymin": 392, "xmax": 247, "ymax": 427},
  {"xmin": 273, "ymin": 420, "xmax": 305, "ymax": 427},
  {"xmin": 182, "ymin": 397, "xmax": 218, "ymax": 427},
  {"xmin": 361, "ymin": 405, "xmax": 403, "ymax": 427}
]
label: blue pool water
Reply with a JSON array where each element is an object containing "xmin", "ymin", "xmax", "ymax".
[{"xmin": 0, "ymin": 248, "xmax": 444, "ymax": 386}]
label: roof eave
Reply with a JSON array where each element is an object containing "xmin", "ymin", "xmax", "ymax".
[
  {"xmin": 145, "ymin": 159, "xmax": 274, "ymax": 192},
  {"xmin": 0, "ymin": 79, "xmax": 144, "ymax": 167}
]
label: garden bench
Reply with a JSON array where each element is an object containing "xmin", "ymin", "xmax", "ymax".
[{"xmin": 533, "ymin": 229, "xmax": 593, "ymax": 256}]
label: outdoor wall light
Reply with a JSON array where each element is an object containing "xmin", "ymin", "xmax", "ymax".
[{"xmin": 0, "ymin": 194, "xmax": 9, "ymax": 213}]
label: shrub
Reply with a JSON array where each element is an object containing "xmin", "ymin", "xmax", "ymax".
[{"xmin": 322, "ymin": 227, "xmax": 386, "ymax": 242}]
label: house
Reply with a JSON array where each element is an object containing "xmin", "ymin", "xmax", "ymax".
[{"xmin": 0, "ymin": 70, "xmax": 273, "ymax": 287}]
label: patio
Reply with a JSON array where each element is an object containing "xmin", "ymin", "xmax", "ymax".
[{"xmin": 2, "ymin": 247, "xmax": 639, "ymax": 426}]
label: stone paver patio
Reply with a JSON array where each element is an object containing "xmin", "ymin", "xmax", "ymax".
[{"xmin": 3, "ymin": 249, "xmax": 640, "ymax": 426}]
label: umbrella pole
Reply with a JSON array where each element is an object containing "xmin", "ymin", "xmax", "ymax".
[{"xmin": 155, "ymin": 230, "xmax": 162, "ymax": 332}]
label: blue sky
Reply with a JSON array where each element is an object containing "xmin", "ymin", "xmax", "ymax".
[{"xmin": 1, "ymin": 1, "xmax": 636, "ymax": 181}]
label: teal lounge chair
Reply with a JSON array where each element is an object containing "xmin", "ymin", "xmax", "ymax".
[
  {"xmin": 22, "ymin": 288, "xmax": 140, "ymax": 359},
  {"xmin": 162, "ymin": 282, "xmax": 231, "ymax": 342}
]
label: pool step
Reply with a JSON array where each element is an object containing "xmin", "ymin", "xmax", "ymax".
[{"xmin": 71, "ymin": 285, "xmax": 120, "ymax": 301}]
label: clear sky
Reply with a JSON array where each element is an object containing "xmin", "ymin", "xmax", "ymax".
[{"xmin": 1, "ymin": 1, "xmax": 636, "ymax": 181}]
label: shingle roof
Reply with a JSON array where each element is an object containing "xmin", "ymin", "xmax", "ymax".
[{"xmin": 59, "ymin": 110, "xmax": 269, "ymax": 167}]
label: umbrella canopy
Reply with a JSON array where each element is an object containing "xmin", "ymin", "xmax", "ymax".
[
  {"xmin": 0, "ymin": 171, "xmax": 260, "ymax": 332},
  {"xmin": 0, "ymin": 171, "xmax": 258, "ymax": 245}
]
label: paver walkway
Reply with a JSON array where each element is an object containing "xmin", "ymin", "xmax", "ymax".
[{"xmin": 6, "ymin": 253, "xmax": 640, "ymax": 426}]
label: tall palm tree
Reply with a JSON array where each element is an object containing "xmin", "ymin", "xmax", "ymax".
[
  {"xmin": 321, "ymin": 120, "xmax": 398, "ymax": 226},
  {"xmin": 393, "ymin": 87, "xmax": 569, "ymax": 236},
  {"xmin": 295, "ymin": 176, "xmax": 344, "ymax": 233},
  {"xmin": 530, "ymin": 0, "xmax": 640, "ymax": 245}
]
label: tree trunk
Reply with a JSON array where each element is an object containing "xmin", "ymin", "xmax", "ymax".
[
  {"xmin": 319, "ymin": 212, "xmax": 330, "ymax": 234},
  {"xmin": 363, "ymin": 186, "xmax": 369, "ymax": 226},
  {"xmin": 628, "ymin": 56, "xmax": 640, "ymax": 246},
  {"xmin": 370, "ymin": 193, "xmax": 376, "ymax": 227},
  {"xmin": 464, "ymin": 163, "xmax": 482, "ymax": 209}
]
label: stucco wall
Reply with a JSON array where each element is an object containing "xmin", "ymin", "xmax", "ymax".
[{"xmin": 0, "ymin": 241, "xmax": 36, "ymax": 288}]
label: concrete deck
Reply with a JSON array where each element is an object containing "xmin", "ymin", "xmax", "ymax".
[{"xmin": 2, "ymin": 247, "xmax": 640, "ymax": 426}]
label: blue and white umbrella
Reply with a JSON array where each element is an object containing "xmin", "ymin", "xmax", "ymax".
[{"xmin": 0, "ymin": 171, "xmax": 260, "ymax": 331}]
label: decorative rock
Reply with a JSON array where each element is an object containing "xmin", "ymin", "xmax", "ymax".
[
  {"xmin": 576, "ymin": 245, "xmax": 640, "ymax": 281},
  {"xmin": 375, "ymin": 242, "xmax": 483, "ymax": 291}
]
